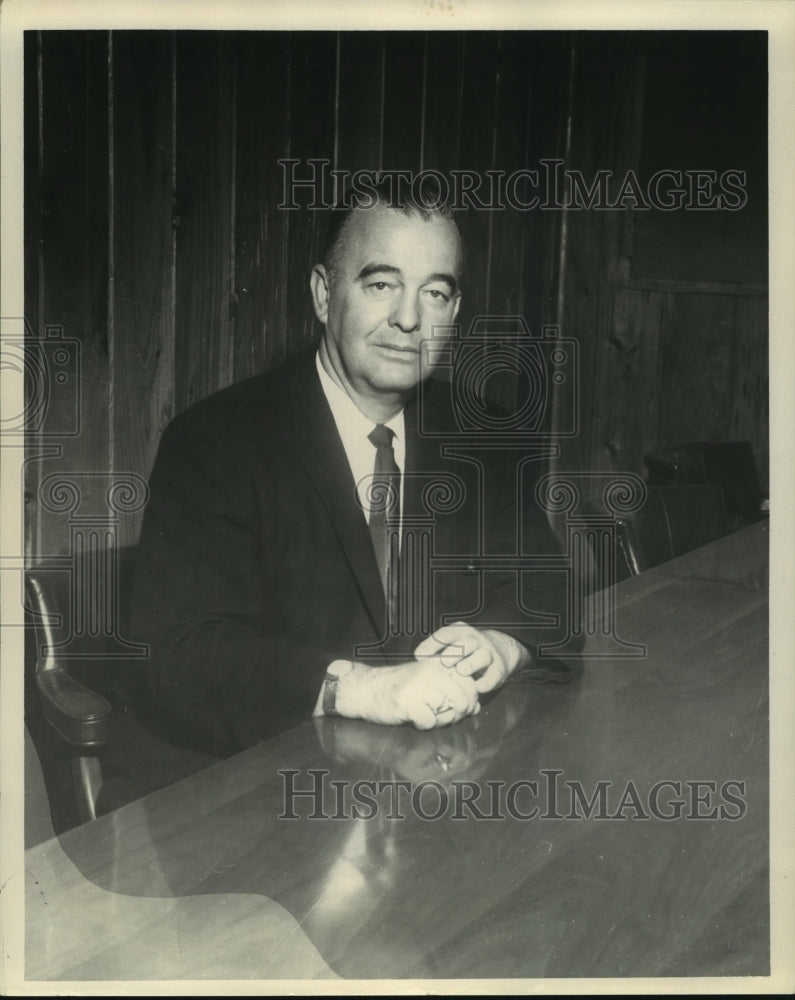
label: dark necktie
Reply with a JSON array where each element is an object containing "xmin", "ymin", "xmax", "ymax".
[{"xmin": 367, "ymin": 424, "xmax": 401, "ymax": 605}]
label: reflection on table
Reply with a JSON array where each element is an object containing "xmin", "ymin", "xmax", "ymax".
[{"xmin": 25, "ymin": 523, "xmax": 769, "ymax": 981}]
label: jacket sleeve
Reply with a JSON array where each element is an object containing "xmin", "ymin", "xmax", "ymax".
[{"xmin": 132, "ymin": 414, "xmax": 332, "ymax": 756}]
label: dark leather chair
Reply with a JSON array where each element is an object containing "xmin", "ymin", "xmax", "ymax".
[
  {"xmin": 617, "ymin": 484, "xmax": 736, "ymax": 575},
  {"xmin": 25, "ymin": 569, "xmax": 113, "ymax": 826},
  {"xmin": 582, "ymin": 483, "xmax": 736, "ymax": 585},
  {"xmin": 25, "ymin": 545, "xmax": 219, "ymax": 836},
  {"xmin": 644, "ymin": 441, "xmax": 764, "ymax": 527}
]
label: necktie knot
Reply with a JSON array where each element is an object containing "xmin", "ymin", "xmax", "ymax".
[{"xmin": 368, "ymin": 424, "xmax": 395, "ymax": 450}]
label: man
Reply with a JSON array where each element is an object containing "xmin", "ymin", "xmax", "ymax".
[{"xmin": 133, "ymin": 188, "xmax": 566, "ymax": 756}]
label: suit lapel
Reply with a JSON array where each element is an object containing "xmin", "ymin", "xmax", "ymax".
[
  {"xmin": 288, "ymin": 349, "xmax": 386, "ymax": 633},
  {"xmin": 402, "ymin": 384, "xmax": 448, "ymax": 518}
]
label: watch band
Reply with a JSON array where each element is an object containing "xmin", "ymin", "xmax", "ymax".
[
  {"xmin": 323, "ymin": 671, "xmax": 341, "ymax": 717},
  {"xmin": 322, "ymin": 660, "xmax": 352, "ymax": 717}
]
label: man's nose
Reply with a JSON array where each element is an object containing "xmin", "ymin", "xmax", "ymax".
[{"xmin": 388, "ymin": 290, "xmax": 421, "ymax": 333}]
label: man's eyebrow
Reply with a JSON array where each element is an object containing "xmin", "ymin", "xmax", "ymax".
[
  {"xmin": 357, "ymin": 264, "xmax": 402, "ymax": 281},
  {"xmin": 356, "ymin": 264, "xmax": 458, "ymax": 293},
  {"xmin": 426, "ymin": 272, "xmax": 458, "ymax": 293}
]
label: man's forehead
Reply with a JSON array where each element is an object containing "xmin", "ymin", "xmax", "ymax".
[{"xmin": 342, "ymin": 206, "xmax": 462, "ymax": 273}]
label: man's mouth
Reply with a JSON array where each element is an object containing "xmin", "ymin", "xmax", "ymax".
[{"xmin": 375, "ymin": 344, "xmax": 419, "ymax": 356}]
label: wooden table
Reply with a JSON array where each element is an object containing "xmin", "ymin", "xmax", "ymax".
[{"xmin": 25, "ymin": 522, "xmax": 769, "ymax": 982}]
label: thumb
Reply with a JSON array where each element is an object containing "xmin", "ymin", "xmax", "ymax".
[{"xmin": 414, "ymin": 633, "xmax": 447, "ymax": 658}]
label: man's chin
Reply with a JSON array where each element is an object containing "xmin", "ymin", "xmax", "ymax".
[{"xmin": 368, "ymin": 360, "xmax": 423, "ymax": 395}]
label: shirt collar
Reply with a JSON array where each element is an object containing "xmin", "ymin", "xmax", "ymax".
[{"xmin": 316, "ymin": 352, "xmax": 403, "ymax": 444}]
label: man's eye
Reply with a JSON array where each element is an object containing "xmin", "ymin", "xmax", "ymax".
[
  {"xmin": 425, "ymin": 289, "xmax": 450, "ymax": 303},
  {"xmin": 366, "ymin": 281, "xmax": 393, "ymax": 293}
]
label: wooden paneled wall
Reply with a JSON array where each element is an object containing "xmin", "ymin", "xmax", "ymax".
[
  {"xmin": 557, "ymin": 33, "xmax": 768, "ymax": 491},
  {"xmin": 24, "ymin": 30, "xmax": 767, "ymax": 558}
]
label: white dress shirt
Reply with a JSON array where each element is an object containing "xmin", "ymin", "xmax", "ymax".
[{"xmin": 315, "ymin": 352, "xmax": 405, "ymax": 526}]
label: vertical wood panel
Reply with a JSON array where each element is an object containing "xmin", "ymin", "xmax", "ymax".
[
  {"xmin": 381, "ymin": 32, "xmax": 425, "ymax": 173},
  {"xmin": 521, "ymin": 34, "xmax": 571, "ymax": 337},
  {"xmin": 456, "ymin": 32, "xmax": 500, "ymax": 329},
  {"xmin": 590, "ymin": 50, "xmax": 646, "ymax": 475},
  {"xmin": 488, "ymin": 32, "xmax": 533, "ymax": 321},
  {"xmin": 561, "ymin": 35, "xmax": 644, "ymax": 472},
  {"xmin": 112, "ymin": 32, "xmax": 176, "ymax": 547},
  {"xmin": 422, "ymin": 32, "xmax": 462, "ymax": 178},
  {"xmin": 520, "ymin": 34, "xmax": 571, "ymax": 463},
  {"xmin": 729, "ymin": 295, "xmax": 768, "ymax": 493},
  {"xmin": 233, "ymin": 31, "xmax": 291, "ymax": 378},
  {"xmin": 658, "ymin": 294, "xmax": 736, "ymax": 447},
  {"xmin": 174, "ymin": 32, "xmax": 235, "ymax": 414},
  {"xmin": 336, "ymin": 32, "xmax": 383, "ymax": 174},
  {"xmin": 603, "ymin": 287, "xmax": 666, "ymax": 475},
  {"xmin": 34, "ymin": 31, "xmax": 110, "ymax": 557},
  {"xmin": 284, "ymin": 32, "xmax": 337, "ymax": 353}
]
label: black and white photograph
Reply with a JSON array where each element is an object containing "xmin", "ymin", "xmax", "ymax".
[{"xmin": 1, "ymin": 0, "xmax": 793, "ymax": 993}]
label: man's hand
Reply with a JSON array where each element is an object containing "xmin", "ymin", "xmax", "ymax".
[
  {"xmin": 316, "ymin": 656, "xmax": 480, "ymax": 730},
  {"xmin": 414, "ymin": 623, "xmax": 532, "ymax": 694}
]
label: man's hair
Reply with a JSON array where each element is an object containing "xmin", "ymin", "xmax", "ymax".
[{"xmin": 320, "ymin": 174, "xmax": 464, "ymax": 283}]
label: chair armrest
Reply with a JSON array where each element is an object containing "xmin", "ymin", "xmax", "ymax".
[{"xmin": 36, "ymin": 668, "xmax": 112, "ymax": 749}]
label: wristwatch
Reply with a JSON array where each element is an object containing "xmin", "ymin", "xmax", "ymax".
[{"xmin": 323, "ymin": 660, "xmax": 353, "ymax": 717}]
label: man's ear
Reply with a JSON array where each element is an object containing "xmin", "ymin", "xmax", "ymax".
[
  {"xmin": 451, "ymin": 291, "xmax": 462, "ymax": 323},
  {"xmin": 310, "ymin": 264, "xmax": 330, "ymax": 324}
]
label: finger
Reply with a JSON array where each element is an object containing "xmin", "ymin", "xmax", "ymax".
[
  {"xmin": 414, "ymin": 622, "xmax": 473, "ymax": 658},
  {"xmin": 461, "ymin": 676, "xmax": 481, "ymax": 717},
  {"xmin": 444, "ymin": 680, "xmax": 473, "ymax": 719},
  {"xmin": 413, "ymin": 633, "xmax": 447, "ymax": 658},
  {"xmin": 437, "ymin": 631, "xmax": 479, "ymax": 666},
  {"xmin": 425, "ymin": 689, "xmax": 466, "ymax": 725},
  {"xmin": 424, "ymin": 679, "xmax": 472, "ymax": 727},
  {"xmin": 447, "ymin": 645, "xmax": 493, "ymax": 674},
  {"xmin": 474, "ymin": 672, "xmax": 494, "ymax": 694},
  {"xmin": 473, "ymin": 664, "xmax": 505, "ymax": 694},
  {"xmin": 438, "ymin": 643, "xmax": 470, "ymax": 668},
  {"xmin": 411, "ymin": 702, "xmax": 439, "ymax": 731},
  {"xmin": 425, "ymin": 704, "xmax": 457, "ymax": 729},
  {"xmin": 446, "ymin": 673, "xmax": 479, "ymax": 718}
]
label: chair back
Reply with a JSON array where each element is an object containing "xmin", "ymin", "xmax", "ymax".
[
  {"xmin": 26, "ymin": 544, "xmax": 148, "ymax": 727},
  {"xmin": 24, "ymin": 544, "xmax": 145, "ymax": 830},
  {"xmin": 25, "ymin": 542, "xmax": 219, "ymax": 834},
  {"xmin": 644, "ymin": 441, "xmax": 763, "ymax": 525},
  {"xmin": 617, "ymin": 484, "xmax": 735, "ymax": 576},
  {"xmin": 583, "ymin": 483, "xmax": 736, "ymax": 585}
]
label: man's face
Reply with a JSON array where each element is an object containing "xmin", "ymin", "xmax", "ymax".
[{"xmin": 312, "ymin": 206, "xmax": 462, "ymax": 413}]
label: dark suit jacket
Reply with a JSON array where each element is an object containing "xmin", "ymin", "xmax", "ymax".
[{"xmin": 133, "ymin": 345, "xmax": 567, "ymax": 754}]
